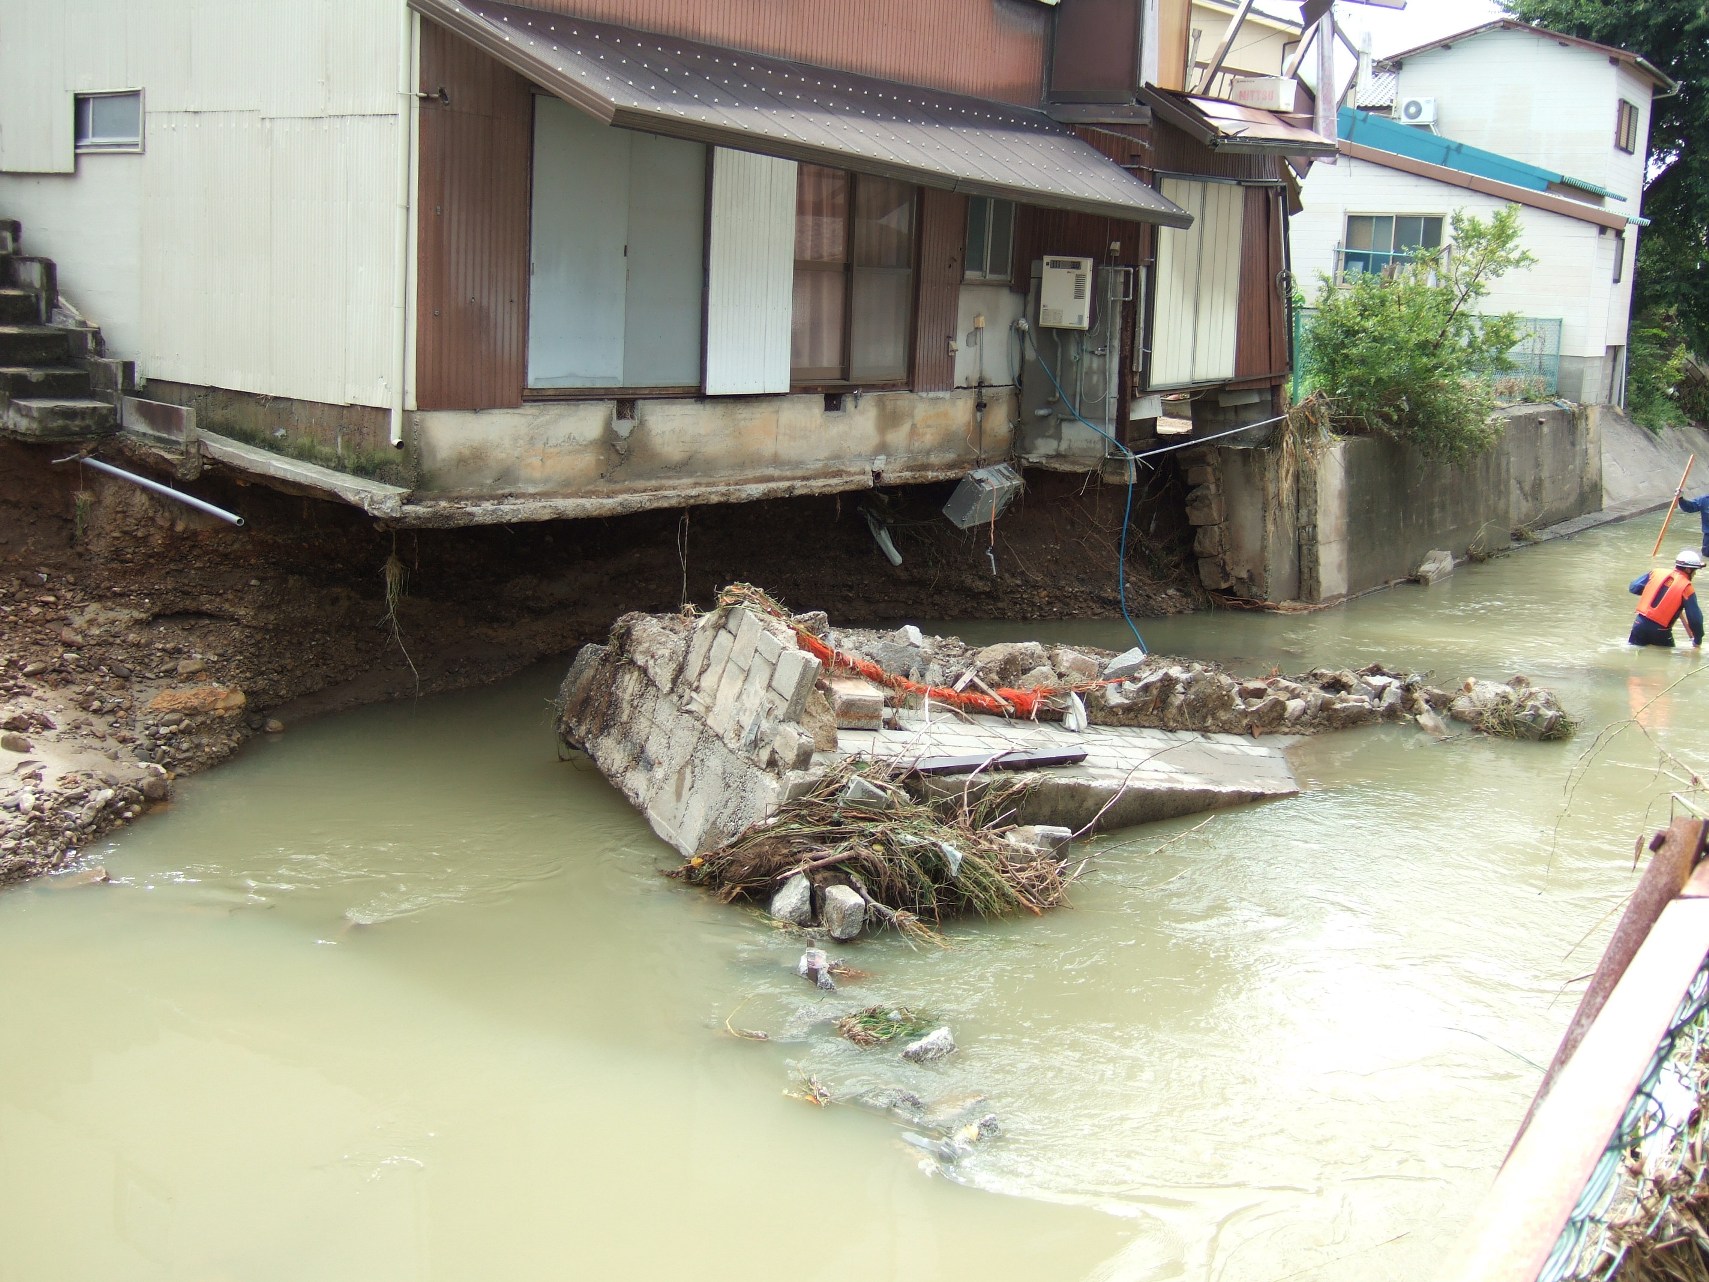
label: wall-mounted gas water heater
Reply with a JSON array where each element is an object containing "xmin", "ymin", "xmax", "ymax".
[{"xmin": 1038, "ymin": 255, "xmax": 1093, "ymax": 330}]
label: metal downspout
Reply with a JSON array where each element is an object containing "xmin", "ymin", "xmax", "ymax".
[{"xmin": 390, "ymin": 3, "xmax": 419, "ymax": 449}]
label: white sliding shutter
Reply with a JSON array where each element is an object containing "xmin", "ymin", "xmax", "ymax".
[
  {"xmin": 703, "ymin": 148, "xmax": 796, "ymax": 395},
  {"xmin": 1148, "ymin": 177, "xmax": 1242, "ymax": 389}
]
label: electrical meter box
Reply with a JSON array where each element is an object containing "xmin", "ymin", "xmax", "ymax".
[
  {"xmin": 942, "ymin": 463, "xmax": 1024, "ymax": 530},
  {"xmin": 1039, "ymin": 255, "xmax": 1092, "ymax": 329}
]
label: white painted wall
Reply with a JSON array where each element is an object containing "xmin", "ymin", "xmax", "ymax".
[
  {"xmin": 1293, "ymin": 155, "xmax": 1636, "ymax": 401},
  {"xmin": 1390, "ymin": 28, "xmax": 1650, "ymax": 204},
  {"xmin": 953, "ymin": 283, "xmax": 1025, "ymax": 389},
  {"xmin": 0, "ymin": 0, "xmax": 403, "ymax": 409}
]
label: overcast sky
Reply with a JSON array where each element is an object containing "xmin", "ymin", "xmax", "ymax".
[
  {"xmin": 1261, "ymin": 0, "xmax": 1510, "ymax": 58},
  {"xmin": 1340, "ymin": 0, "xmax": 1509, "ymax": 57}
]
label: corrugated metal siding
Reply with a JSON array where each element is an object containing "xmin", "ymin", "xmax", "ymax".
[
  {"xmin": 487, "ymin": 0, "xmax": 1049, "ymax": 105},
  {"xmin": 1149, "ymin": 122, "xmax": 1280, "ymax": 183},
  {"xmin": 414, "ymin": 19, "xmax": 533, "ymax": 410},
  {"xmin": 1234, "ymin": 184, "xmax": 1288, "ymax": 382},
  {"xmin": 1149, "ymin": 176, "xmax": 1242, "ymax": 388},
  {"xmin": 0, "ymin": 0, "xmax": 403, "ymax": 407},
  {"xmin": 912, "ymin": 189, "xmax": 966, "ymax": 393},
  {"xmin": 704, "ymin": 147, "xmax": 796, "ymax": 395}
]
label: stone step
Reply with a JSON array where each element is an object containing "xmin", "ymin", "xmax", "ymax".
[
  {"xmin": 0, "ymin": 365, "xmax": 90, "ymax": 401},
  {"xmin": 0, "ymin": 287, "xmax": 42, "ymax": 324},
  {"xmin": 0, "ymin": 324, "xmax": 72, "ymax": 364},
  {"xmin": 0, "ymin": 396, "xmax": 117, "ymax": 443}
]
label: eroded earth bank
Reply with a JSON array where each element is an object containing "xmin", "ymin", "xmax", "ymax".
[{"xmin": 1, "ymin": 441, "xmax": 1212, "ymax": 881}]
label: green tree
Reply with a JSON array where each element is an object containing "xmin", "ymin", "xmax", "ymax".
[
  {"xmin": 1305, "ymin": 206, "xmax": 1536, "ymax": 464},
  {"xmin": 1501, "ymin": 0, "xmax": 1709, "ymax": 354}
]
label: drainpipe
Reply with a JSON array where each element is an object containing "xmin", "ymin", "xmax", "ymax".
[{"xmin": 390, "ymin": 2, "xmax": 419, "ymax": 449}]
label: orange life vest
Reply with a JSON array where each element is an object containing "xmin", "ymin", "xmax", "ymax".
[{"xmin": 1638, "ymin": 569, "xmax": 1695, "ymax": 626}]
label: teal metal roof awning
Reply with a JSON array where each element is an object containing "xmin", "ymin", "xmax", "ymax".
[
  {"xmin": 411, "ymin": 0, "xmax": 1194, "ymax": 227},
  {"xmin": 1338, "ymin": 108, "xmax": 1623, "ymax": 202}
]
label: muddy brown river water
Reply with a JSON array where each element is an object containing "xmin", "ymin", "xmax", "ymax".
[{"xmin": 3, "ymin": 516, "xmax": 1702, "ymax": 1281}]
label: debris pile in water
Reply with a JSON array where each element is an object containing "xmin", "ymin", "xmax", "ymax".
[
  {"xmin": 669, "ymin": 759, "xmax": 1082, "ymax": 945},
  {"xmin": 1446, "ymin": 675, "xmax": 1577, "ymax": 742}
]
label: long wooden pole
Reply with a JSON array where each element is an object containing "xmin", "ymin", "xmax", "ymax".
[{"xmin": 1653, "ymin": 454, "xmax": 1696, "ymax": 558}]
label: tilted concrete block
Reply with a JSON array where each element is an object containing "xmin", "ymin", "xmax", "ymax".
[
  {"xmin": 728, "ymin": 610, "xmax": 762, "ymax": 672},
  {"xmin": 770, "ymin": 648, "xmax": 822, "ymax": 722},
  {"xmin": 755, "ymin": 627, "xmax": 784, "ymax": 669}
]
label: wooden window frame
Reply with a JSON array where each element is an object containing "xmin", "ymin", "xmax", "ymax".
[
  {"xmin": 790, "ymin": 167, "xmax": 918, "ymax": 390},
  {"xmin": 1615, "ymin": 99, "xmax": 1639, "ymax": 154}
]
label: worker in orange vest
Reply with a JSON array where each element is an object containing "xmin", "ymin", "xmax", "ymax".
[{"xmin": 1629, "ymin": 549, "xmax": 1705, "ymax": 647}]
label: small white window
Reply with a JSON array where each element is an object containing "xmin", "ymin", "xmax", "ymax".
[
  {"xmin": 75, "ymin": 92, "xmax": 143, "ymax": 152},
  {"xmin": 965, "ymin": 196, "xmax": 1014, "ymax": 283}
]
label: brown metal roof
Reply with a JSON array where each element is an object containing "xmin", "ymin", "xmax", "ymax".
[
  {"xmin": 1140, "ymin": 87, "xmax": 1339, "ymax": 157},
  {"xmin": 408, "ymin": 0, "xmax": 1193, "ymax": 227}
]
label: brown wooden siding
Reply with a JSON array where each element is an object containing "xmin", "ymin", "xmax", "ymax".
[
  {"xmin": 416, "ymin": 22, "xmax": 533, "ymax": 411},
  {"xmin": 504, "ymin": 0, "xmax": 1049, "ymax": 105},
  {"xmin": 1234, "ymin": 184, "xmax": 1289, "ymax": 382},
  {"xmin": 912, "ymin": 189, "xmax": 967, "ymax": 393}
]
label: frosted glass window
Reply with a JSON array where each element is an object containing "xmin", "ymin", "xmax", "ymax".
[{"xmin": 74, "ymin": 92, "xmax": 142, "ymax": 151}]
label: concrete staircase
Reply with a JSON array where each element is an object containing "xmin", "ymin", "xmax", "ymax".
[{"xmin": 0, "ymin": 218, "xmax": 130, "ymax": 443}]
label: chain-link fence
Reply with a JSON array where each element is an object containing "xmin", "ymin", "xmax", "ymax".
[{"xmin": 1291, "ymin": 308, "xmax": 1563, "ymax": 402}]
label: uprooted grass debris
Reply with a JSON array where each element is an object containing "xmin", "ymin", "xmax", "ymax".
[
  {"xmin": 834, "ymin": 1006, "xmax": 938, "ymax": 1048},
  {"xmin": 670, "ymin": 760, "xmax": 1082, "ymax": 941}
]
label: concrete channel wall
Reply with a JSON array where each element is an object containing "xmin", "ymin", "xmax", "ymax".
[{"xmin": 1209, "ymin": 403, "xmax": 1602, "ymax": 603}]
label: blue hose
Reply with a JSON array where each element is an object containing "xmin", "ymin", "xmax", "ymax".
[{"xmin": 1024, "ymin": 328, "xmax": 1148, "ymax": 655}]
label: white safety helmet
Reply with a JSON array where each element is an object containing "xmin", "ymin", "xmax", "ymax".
[{"xmin": 1677, "ymin": 549, "xmax": 1705, "ymax": 570}]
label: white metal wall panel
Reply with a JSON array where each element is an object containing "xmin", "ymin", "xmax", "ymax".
[
  {"xmin": 0, "ymin": 0, "xmax": 403, "ymax": 407},
  {"xmin": 1193, "ymin": 180, "xmax": 1242, "ymax": 383},
  {"xmin": 1148, "ymin": 178, "xmax": 1241, "ymax": 389},
  {"xmin": 704, "ymin": 147, "xmax": 796, "ymax": 396},
  {"xmin": 0, "ymin": 9, "xmax": 73, "ymax": 173}
]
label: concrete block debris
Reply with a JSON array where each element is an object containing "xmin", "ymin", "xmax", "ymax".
[
  {"xmin": 829, "ymin": 678, "xmax": 884, "ymax": 730},
  {"xmin": 771, "ymin": 873, "xmax": 812, "ymax": 926},
  {"xmin": 822, "ymin": 885, "xmax": 867, "ymax": 940},
  {"xmin": 559, "ymin": 584, "xmax": 1574, "ymax": 946},
  {"xmin": 901, "ymin": 1027, "xmax": 957, "ymax": 1063},
  {"xmin": 1416, "ymin": 549, "xmax": 1456, "ymax": 585}
]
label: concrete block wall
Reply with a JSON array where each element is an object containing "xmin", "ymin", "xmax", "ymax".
[
  {"xmin": 1215, "ymin": 403, "xmax": 1601, "ymax": 604},
  {"xmin": 558, "ymin": 605, "xmax": 824, "ymax": 858}
]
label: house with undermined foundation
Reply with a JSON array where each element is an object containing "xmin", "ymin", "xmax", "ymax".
[{"xmin": 0, "ymin": 0, "xmax": 1367, "ymax": 533}]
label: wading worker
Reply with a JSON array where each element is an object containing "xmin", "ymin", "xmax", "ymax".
[
  {"xmin": 1677, "ymin": 489, "xmax": 1709, "ymax": 556},
  {"xmin": 1630, "ymin": 549, "xmax": 1705, "ymax": 648}
]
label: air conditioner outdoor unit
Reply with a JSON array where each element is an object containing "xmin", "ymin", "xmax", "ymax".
[
  {"xmin": 1039, "ymin": 255, "xmax": 1092, "ymax": 329},
  {"xmin": 1398, "ymin": 96, "xmax": 1438, "ymax": 126}
]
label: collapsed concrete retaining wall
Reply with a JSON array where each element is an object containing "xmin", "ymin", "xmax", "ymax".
[
  {"xmin": 557, "ymin": 605, "xmax": 823, "ymax": 857},
  {"xmin": 1207, "ymin": 403, "xmax": 1602, "ymax": 603}
]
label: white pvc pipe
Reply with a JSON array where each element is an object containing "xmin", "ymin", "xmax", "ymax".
[{"xmin": 72, "ymin": 458, "xmax": 245, "ymax": 527}]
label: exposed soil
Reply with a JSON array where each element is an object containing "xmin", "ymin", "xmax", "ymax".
[{"xmin": 0, "ymin": 439, "xmax": 1204, "ymax": 882}]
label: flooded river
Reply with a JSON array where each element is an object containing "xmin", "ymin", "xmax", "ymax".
[{"xmin": 3, "ymin": 515, "xmax": 1703, "ymax": 1282}]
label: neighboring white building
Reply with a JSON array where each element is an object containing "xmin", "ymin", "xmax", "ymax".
[{"xmin": 1294, "ymin": 21, "xmax": 1675, "ymax": 406}]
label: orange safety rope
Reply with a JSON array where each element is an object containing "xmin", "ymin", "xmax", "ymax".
[{"xmin": 721, "ymin": 582, "xmax": 1133, "ymax": 722}]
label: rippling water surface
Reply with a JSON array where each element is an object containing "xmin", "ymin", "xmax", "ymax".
[{"xmin": 3, "ymin": 517, "xmax": 1703, "ymax": 1281}]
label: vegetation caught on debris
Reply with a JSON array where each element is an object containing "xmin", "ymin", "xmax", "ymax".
[
  {"xmin": 670, "ymin": 761, "xmax": 1082, "ymax": 942},
  {"xmin": 834, "ymin": 1006, "xmax": 938, "ymax": 1048}
]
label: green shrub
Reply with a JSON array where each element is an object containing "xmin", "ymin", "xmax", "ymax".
[
  {"xmin": 1304, "ymin": 206, "xmax": 1536, "ymax": 465},
  {"xmin": 1627, "ymin": 310, "xmax": 1692, "ymax": 431}
]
